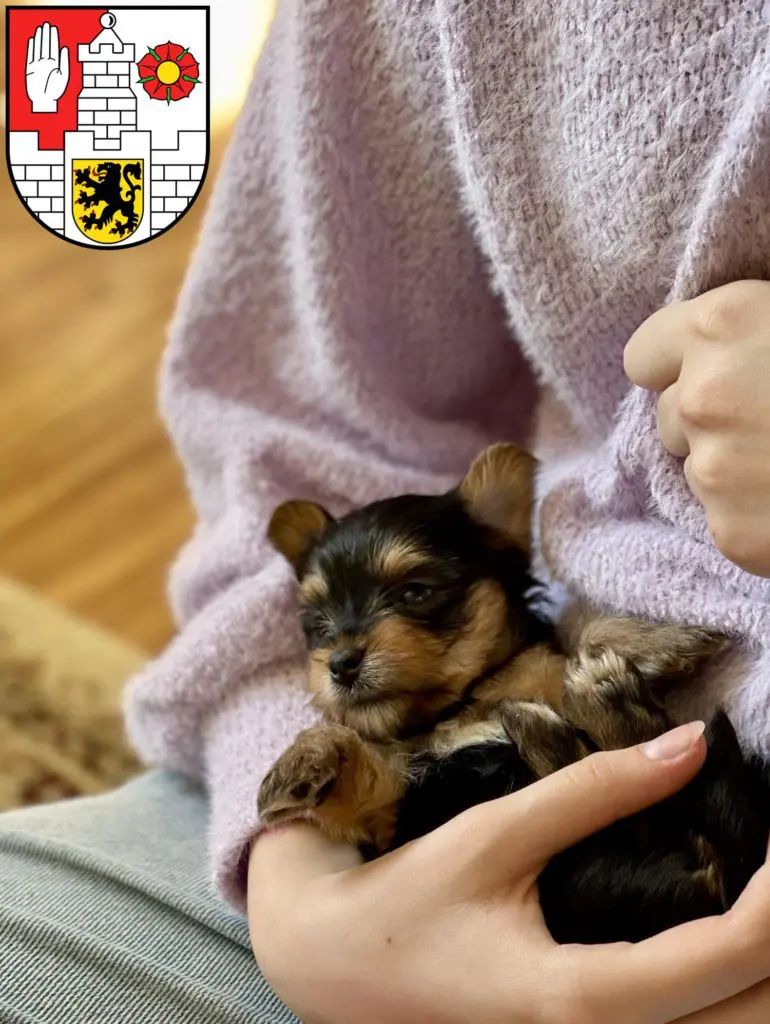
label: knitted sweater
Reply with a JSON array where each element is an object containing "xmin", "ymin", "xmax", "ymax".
[{"xmin": 124, "ymin": 0, "xmax": 770, "ymax": 910}]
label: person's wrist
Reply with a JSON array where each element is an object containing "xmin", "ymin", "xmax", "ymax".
[
  {"xmin": 31, "ymin": 97, "xmax": 57, "ymax": 113},
  {"xmin": 248, "ymin": 823, "xmax": 308, "ymax": 905},
  {"xmin": 248, "ymin": 822, "xmax": 361, "ymax": 969},
  {"xmin": 249, "ymin": 820, "xmax": 361, "ymax": 886},
  {"xmin": 248, "ymin": 828, "xmax": 309, "ymax": 989},
  {"xmin": 248, "ymin": 823, "xmax": 362, "ymax": 1023}
]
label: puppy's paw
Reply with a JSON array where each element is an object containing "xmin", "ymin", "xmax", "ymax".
[
  {"xmin": 258, "ymin": 724, "xmax": 361, "ymax": 827},
  {"xmin": 563, "ymin": 646, "xmax": 671, "ymax": 748},
  {"xmin": 501, "ymin": 700, "xmax": 587, "ymax": 778},
  {"xmin": 577, "ymin": 617, "xmax": 726, "ymax": 682}
]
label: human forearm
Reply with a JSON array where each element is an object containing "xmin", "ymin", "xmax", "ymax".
[{"xmin": 676, "ymin": 978, "xmax": 770, "ymax": 1023}]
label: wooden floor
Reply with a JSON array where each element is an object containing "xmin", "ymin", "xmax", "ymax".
[{"xmin": 0, "ymin": 138, "xmax": 230, "ymax": 655}]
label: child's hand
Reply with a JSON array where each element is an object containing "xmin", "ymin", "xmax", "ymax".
[
  {"xmin": 249, "ymin": 723, "xmax": 770, "ymax": 1024},
  {"xmin": 624, "ymin": 280, "xmax": 770, "ymax": 577}
]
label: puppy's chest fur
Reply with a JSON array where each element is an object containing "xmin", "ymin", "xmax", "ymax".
[{"xmin": 414, "ymin": 641, "xmax": 566, "ymax": 756}]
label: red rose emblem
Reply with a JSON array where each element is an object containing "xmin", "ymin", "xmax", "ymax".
[{"xmin": 137, "ymin": 42, "xmax": 200, "ymax": 104}]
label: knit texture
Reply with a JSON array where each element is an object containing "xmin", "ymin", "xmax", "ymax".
[{"xmin": 124, "ymin": 0, "xmax": 770, "ymax": 910}]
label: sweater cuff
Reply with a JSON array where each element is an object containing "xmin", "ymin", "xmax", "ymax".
[{"xmin": 203, "ymin": 662, "xmax": 318, "ymax": 912}]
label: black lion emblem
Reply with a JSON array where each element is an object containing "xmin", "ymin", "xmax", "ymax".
[{"xmin": 74, "ymin": 161, "xmax": 142, "ymax": 237}]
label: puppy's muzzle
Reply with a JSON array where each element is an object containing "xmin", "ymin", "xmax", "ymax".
[{"xmin": 329, "ymin": 647, "xmax": 365, "ymax": 688}]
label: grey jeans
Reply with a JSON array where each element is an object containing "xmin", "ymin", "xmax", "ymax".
[{"xmin": 0, "ymin": 772, "xmax": 300, "ymax": 1024}]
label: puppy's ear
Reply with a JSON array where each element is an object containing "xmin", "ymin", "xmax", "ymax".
[
  {"xmin": 268, "ymin": 500, "xmax": 334, "ymax": 574},
  {"xmin": 458, "ymin": 443, "xmax": 537, "ymax": 550}
]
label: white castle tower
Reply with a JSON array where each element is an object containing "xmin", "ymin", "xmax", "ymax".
[
  {"xmin": 77, "ymin": 11, "xmax": 137, "ymax": 151},
  {"xmin": 62, "ymin": 10, "xmax": 151, "ymax": 243}
]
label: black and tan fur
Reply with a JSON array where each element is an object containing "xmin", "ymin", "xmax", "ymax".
[{"xmin": 259, "ymin": 444, "xmax": 770, "ymax": 944}]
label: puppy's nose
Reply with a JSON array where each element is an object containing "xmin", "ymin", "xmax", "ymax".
[{"xmin": 329, "ymin": 648, "xmax": 365, "ymax": 687}]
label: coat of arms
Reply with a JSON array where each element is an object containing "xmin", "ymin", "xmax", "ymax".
[{"xmin": 6, "ymin": 6, "xmax": 209, "ymax": 248}]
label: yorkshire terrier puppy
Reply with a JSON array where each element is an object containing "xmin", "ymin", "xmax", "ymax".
[{"xmin": 258, "ymin": 444, "xmax": 770, "ymax": 944}]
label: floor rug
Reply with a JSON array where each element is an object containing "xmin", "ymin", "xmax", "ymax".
[{"xmin": 0, "ymin": 574, "xmax": 143, "ymax": 809}]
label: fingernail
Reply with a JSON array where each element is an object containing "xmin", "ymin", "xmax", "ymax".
[{"xmin": 641, "ymin": 721, "xmax": 706, "ymax": 760}]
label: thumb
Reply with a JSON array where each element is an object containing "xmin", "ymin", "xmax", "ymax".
[
  {"xmin": 59, "ymin": 45, "xmax": 69, "ymax": 80},
  {"xmin": 482, "ymin": 720, "xmax": 707, "ymax": 875}
]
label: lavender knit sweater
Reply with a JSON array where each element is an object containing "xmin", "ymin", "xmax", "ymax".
[{"xmin": 124, "ymin": 1, "xmax": 770, "ymax": 910}]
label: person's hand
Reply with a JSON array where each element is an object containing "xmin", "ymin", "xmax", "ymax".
[
  {"xmin": 25, "ymin": 22, "xmax": 70, "ymax": 114},
  {"xmin": 624, "ymin": 280, "xmax": 770, "ymax": 577},
  {"xmin": 248, "ymin": 721, "xmax": 770, "ymax": 1024}
]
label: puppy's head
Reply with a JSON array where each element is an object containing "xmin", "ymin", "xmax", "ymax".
[{"xmin": 268, "ymin": 444, "xmax": 537, "ymax": 739}]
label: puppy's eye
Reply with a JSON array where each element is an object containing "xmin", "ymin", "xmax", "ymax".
[
  {"xmin": 300, "ymin": 610, "xmax": 330, "ymax": 641},
  {"xmin": 395, "ymin": 583, "xmax": 433, "ymax": 608}
]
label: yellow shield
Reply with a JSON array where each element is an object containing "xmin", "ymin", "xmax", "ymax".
[{"xmin": 72, "ymin": 159, "xmax": 144, "ymax": 243}]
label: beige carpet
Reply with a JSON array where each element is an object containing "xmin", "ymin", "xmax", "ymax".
[{"xmin": 0, "ymin": 574, "xmax": 144, "ymax": 810}]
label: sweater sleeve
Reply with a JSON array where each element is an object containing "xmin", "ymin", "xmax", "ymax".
[{"xmin": 123, "ymin": 0, "xmax": 537, "ymax": 910}]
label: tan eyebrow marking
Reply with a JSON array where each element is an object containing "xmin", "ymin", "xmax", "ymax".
[
  {"xmin": 374, "ymin": 539, "xmax": 433, "ymax": 579},
  {"xmin": 300, "ymin": 572, "xmax": 329, "ymax": 603}
]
